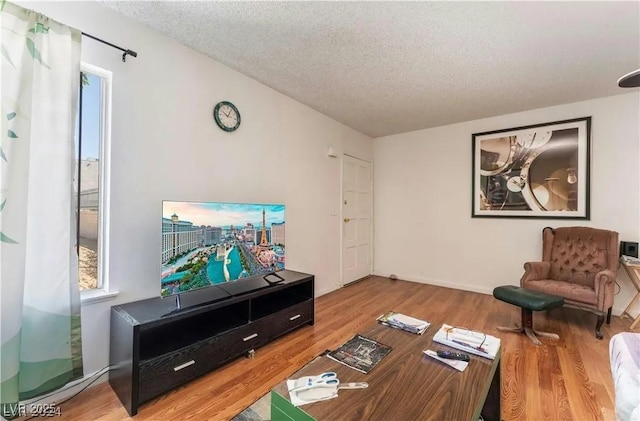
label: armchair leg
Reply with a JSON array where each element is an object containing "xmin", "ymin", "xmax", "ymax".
[
  {"xmin": 606, "ymin": 307, "xmax": 612, "ymax": 324},
  {"xmin": 595, "ymin": 314, "xmax": 604, "ymax": 340}
]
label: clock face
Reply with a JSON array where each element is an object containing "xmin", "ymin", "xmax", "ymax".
[{"xmin": 213, "ymin": 101, "xmax": 241, "ymax": 132}]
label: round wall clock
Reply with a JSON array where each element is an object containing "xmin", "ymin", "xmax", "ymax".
[{"xmin": 213, "ymin": 101, "xmax": 241, "ymax": 132}]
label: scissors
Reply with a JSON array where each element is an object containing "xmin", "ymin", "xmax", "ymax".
[{"xmin": 289, "ymin": 372, "xmax": 339, "ymax": 393}]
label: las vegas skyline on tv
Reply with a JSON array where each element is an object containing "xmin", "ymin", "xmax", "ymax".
[
  {"xmin": 162, "ymin": 201, "xmax": 285, "ymax": 227},
  {"xmin": 161, "ymin": 201, "xmax": 285, "ymax": 296}
]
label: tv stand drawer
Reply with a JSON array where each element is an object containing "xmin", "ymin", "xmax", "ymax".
[
  {"xmin": 221, "ymin": 318, "xmax": 273, "ymax": 354},
  {"xmin": 264, "ymin": 301, "xmax": 314, "ymax": 334},
  {"xmin": 137, "ymin": 316, "xmax": 276, "ymax": 402},
  {"xmin": 138, "ymin": 334, "xmax": 227, "ymax": 403}
]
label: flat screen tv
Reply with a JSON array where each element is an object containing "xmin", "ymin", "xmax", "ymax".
[{"xmin": 161, "ymin": 200, "xmax": 285, "ymax": 296}]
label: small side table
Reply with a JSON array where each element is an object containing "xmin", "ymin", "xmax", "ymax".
[{"xmin": 620, "ymin": 258, "xmax": 640, "ymax": 329}]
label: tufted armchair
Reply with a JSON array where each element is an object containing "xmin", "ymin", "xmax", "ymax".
[{"xmin": 521, "ymin": 226, "xmax": 619, "ymax": 339}]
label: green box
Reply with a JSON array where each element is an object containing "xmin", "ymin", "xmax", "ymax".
[{"xmin": 270, "ymin": 390, "xmax": 316, "ymax": 421}]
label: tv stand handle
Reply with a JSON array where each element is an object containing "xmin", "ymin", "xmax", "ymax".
[
  {"xmin": 173, "ymin": 360, "xmax": 195, "ymax": 371},
  {"xmin": 289, "ymin": 314, "xmax": 301, "ymax": 321},
  {"xmin": 243, "ymin": 333, "xmax": 258, "ymax": 342}
]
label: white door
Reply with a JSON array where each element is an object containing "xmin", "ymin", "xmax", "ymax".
[{"xmin": 342, "ymin": 155, "xmax": 372, "ymax": 285}]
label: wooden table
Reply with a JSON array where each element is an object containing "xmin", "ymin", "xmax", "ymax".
[
  {"xmin": 620, "ymin": 259, "xmax": 640, "ymax": 329},
  {"xmin": 271, "ymin": 323, "xmax": 501, "ymax": 421}
]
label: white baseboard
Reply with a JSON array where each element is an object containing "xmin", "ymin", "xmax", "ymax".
[
  {"xmin": 373, "ymin": 270, "xmax": 494, "ymax": 295},
  {"xmin": 315, "ymin": 284, "xmax": 340, "ymax": 298},
  {"xmin": 372, "ymin": 270, "xmax": 625, "ymax": 316}
]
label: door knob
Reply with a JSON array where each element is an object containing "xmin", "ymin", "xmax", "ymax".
[{"xmin": 344, "ymin": 218, "xmax": 351, "ymax": 223}]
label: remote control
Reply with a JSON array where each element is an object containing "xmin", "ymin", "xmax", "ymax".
[{"xmin": 436, "ymin": 351, "xmax": 470, "ymax": 362}]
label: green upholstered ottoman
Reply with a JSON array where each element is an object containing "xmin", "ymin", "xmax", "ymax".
[{"xmin": 493, "ymin": 286, "xmax": 564, "ymax": 345}]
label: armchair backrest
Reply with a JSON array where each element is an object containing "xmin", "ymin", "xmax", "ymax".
[{"xmin": 542, "ymin": 226, "xmax": 619, "ymax": 287}]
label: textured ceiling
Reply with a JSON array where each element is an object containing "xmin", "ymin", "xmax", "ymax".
[{"xmin": 102, "ymin": 1, "xmax": 640, "ymax": 138}]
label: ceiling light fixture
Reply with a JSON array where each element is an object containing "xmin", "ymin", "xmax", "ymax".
[{"xmin": 618, "ymin": 69, "xmax": 640, "ymax": 88}]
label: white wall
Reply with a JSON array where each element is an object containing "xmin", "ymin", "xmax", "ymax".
[
  {"xmin": 374, "ymin": 92, "xmax": 640, "ymax": 317},
  {"xmin": 19, "ymin": 1, "xmax": 372, "ymax": 377}
]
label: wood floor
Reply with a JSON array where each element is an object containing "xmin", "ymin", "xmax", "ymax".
[{"xmin": 55, "ymin": 276, "xmax": 634, "ymax": 420}]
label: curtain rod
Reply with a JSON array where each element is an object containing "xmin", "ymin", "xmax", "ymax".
[{"xmin": 82, "ymin": 32, "xmax": 138, "ymax": 62}]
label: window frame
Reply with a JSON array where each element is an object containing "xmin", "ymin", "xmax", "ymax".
[{"xmin": 78, "ymin": 62, "xmax": 117, "ymax": 304}]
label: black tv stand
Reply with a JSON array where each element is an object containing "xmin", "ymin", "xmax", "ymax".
[{"xmin": 109, "ymin": 270, "xmax": 314, "ymax": 416}]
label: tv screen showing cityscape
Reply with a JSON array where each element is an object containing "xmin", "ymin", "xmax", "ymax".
[{"xmin": 162, "ymin": 201, "xmax": 285, "ymax": 296}]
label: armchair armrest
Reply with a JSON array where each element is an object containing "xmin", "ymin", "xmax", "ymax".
[
  {"xmin": 520, "ymin": 261, "xmax": 551, "ymax": 286},
  {"xmin": 594, "ymin": 269, "xmax": 617, "ymax": 311}
]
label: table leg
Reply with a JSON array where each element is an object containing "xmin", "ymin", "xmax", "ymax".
[
  {"xmin": 621, "ymin": 290, "xmax": 640, "ymax": 317},
  {"xmin": 622, "ymin": 292, "xmax": 640, "ymax": 329},
  {"xmin": 622, "ymin": 293, "xmax": 640, "ymax": 329},
  {"xmin": 481, "ymin": 358, "xmax": 501, "ymax": 421},
  {"xmin": 621, "ymin": 264, "xmax": 640, "ymax": 329}
]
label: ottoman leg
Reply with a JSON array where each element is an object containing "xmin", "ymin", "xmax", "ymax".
[
  {"xmin": 497, "ymin": 325, "xmax": 524, "ymax": 333},
  {"xmin": 521, "ymin": 308, "xmax": 542, "ymax": 346},
  {"xmin": 497, "ymin": 309, "xmax": 526, "ymax": 336},
  {"xmin": 533, "ymin": 330, "xmax": 560, "ymax": 340},
  {"xmin": 497, "ymin": 308, "xmax": 559, "ymax": 345},
  {"xmin": 529, "ymin": 307, "xmax": 560, "ymax": 344}
]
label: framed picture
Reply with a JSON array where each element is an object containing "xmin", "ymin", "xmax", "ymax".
[{"xmin": 472, "ymin": 117, "xmax": 591, "ymax": 219}]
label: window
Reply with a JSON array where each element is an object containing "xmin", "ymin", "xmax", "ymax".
[{"xmin": 74, "ymin": 63, "xmax": 111, "ymax": 295}]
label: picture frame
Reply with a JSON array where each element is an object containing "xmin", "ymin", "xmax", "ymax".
[{"xmin": 472, "ymin": 117, "xmax": 591, "ymax": 219}]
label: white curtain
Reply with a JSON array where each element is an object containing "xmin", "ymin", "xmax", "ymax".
[{"xmin": 1, "ymin": 2, "xmax": 83, "ymax": 416}]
